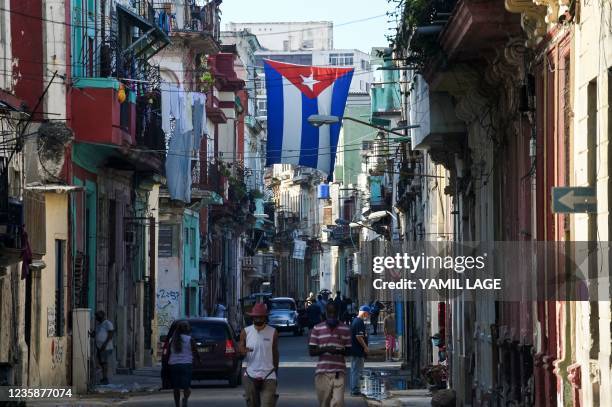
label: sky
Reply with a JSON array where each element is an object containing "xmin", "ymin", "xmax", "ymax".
[{"xmin": 220, "ymin": 0, "xmax": 395, "ymax": 53}]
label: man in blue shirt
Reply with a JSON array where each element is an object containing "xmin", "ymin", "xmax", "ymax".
[{"xmin": 350, "ymin": 305, "xmax": 370, "ymax": 396}]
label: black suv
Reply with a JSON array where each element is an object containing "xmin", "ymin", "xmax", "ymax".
[{"xmin": 161, "ymin": 318, "xmax": 242, "ymax": 388}]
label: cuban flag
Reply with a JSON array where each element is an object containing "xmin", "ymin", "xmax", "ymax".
[{"xmin": 264, "ymin": 59, "xmax": 354, "ymax": 175}]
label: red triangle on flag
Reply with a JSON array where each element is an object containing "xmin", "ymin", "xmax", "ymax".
[{"xmin": 265, "ymin": 59, "xmax": 353, "ymax": 99}]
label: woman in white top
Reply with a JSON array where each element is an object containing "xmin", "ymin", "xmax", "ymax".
[{"xmin": 168, "ymin": 321, "xmax": 201, "ymax": 407}]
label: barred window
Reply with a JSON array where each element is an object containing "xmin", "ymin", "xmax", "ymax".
[{"xmin": 159, "ymin": 224, "xmax": 174, "ymax": 257}]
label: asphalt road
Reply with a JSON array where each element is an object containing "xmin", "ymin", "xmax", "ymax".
[{"xmin": 98, "ymin": 333, "xmax": 365, "ymax": 407}]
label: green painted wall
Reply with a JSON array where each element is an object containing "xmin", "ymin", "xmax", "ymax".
[
  {"xmin": 71, "ymin": 176, "xmax": 97, "ymax": 309},
  {"xmin": 182, "ymin": 210, "xmax": 200, "ymax": 316},
  {"xmin": 335, "ymin": 103, "xmax": 374, "ymax": 186}
]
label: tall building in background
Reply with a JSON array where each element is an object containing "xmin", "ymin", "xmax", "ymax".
[{"xmin": 225, "ymin": 21, "xmax": 333, "ymax": 51}]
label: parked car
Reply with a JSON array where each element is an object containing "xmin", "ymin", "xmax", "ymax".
[
  {"xmin": 268, "ymin": 297, "xmax": 302, "ymax": 336},
  {"xmin": 161, "ymin": 317, "xmax": 242, "ymax": 388}
]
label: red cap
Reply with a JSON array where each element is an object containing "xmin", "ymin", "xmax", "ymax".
[{"xmin": 248, "ymin": 303, "xmax": 269, "ymax": 317}]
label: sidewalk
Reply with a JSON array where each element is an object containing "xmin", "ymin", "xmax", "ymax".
[
  {"xmin": 89, "ymin": 366, "xmax": 163, "ymax": 397},
  {"xmin": 361, "ymin": 334, "xmax": 432, "ymax": 406},
  {"xmin": 366, "ymin": 389, "xmax": 432, "ymax": 406}
]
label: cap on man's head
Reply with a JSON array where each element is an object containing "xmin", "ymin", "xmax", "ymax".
[{"xmin": 359, "ymin": 305, "xmax": 371, "ymax": 313}]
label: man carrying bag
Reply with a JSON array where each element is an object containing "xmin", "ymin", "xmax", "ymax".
[{"xmin": 239, "ymin": 303, "xmax": 279, "ymax": 407}]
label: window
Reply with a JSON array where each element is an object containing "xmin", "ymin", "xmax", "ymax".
[
  {"xmin": 302, "ymin": 40, "xmax": 313, "ymax": 49},
  {"xmin": 361, "ymin": 60, "xmax": 370, "ymax": 70},
  {"xmin": 158, "ymin": 224, "xmax": 174, "ymax": 257},
  {"xmin": 270, "ymin": 300, "xmax": 296, "ymax": 310},
  {"xmin": 55, "ymin": 240, "xmax": 65, "ymax": 337},
  {"xmin": 257, "ymin": 99, "xmax": 267, "ymax": 116},
  {"xmin": 283, "ymin": 40, "xmax": 290, "ymax": 51},
  {"xmin": 329, "ymin": 53, "xmax": 354, "ymax": 66},
  {"xmin": 190, "ymin": 227, "xmax": 196, "ymax": 266}
]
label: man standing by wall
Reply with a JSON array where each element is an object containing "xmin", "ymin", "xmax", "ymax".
[
  {"xmin": 383, "ymin": 310, "xmax": 396, "ymax": 361},
  {"xmin": 91, "ymin": 310, "xmax": 114, "ymax": 385},
  {"xmin": 309, "ymin": 303, "xmax": 352, "ymax": 406},
  {"xmin": 350, "ymin": 305, "xmax": 370, "ymax": 396}
]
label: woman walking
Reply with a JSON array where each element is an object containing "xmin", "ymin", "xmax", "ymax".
[{"xmin": 168, "ymin": 321, "xmax": 201, "ymax": 407}]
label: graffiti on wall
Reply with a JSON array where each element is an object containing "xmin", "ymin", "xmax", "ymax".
[
  {"xmin": 51, "ymin": 337, "xmax": 64, "ymax": 369},
  {"xmin": 156, "ymin": 288, "xmax": 180, "ymax": 336}
]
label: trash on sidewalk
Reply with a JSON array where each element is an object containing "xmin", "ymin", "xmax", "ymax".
[
  {"xmin": 360, "ymin": 368, "xmax": 416, "ymax": 401},
  {"xmin": 91, "ymin": 381, "xmax": 160, "ymax": 394}
]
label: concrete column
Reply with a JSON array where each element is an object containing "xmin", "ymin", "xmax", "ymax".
[{"xmin": 72, "ymin": 308, "xmax": 90, "ymax": 394}]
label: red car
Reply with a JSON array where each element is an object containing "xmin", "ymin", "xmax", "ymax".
[{"xmin": 161, "ymin": 317, "xmax": 242, "ymax": 388}]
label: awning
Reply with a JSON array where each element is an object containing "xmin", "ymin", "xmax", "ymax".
[
  {"xmin": 117, "ymin": 4, "xmax": 170, "ymax": 61},
  {"xmin": 25, "ymin": 184, "xmax": 84, "ymax": 193}
]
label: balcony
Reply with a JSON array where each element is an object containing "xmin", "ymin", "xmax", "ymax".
[
  {"xmin": 242, "ymin": 256, "xmax": 264, "ymax": 279},
  {"xmin": 292, "ymin": 167, "xmax": 313, "ymax": 184},
  {"xmin": 326, "ymin": 225, "xmax": 359, "ymax": 247},
  {"xmin": 438, "ymin": 0, "xmax": 521, "ymax": 62},
  {"xmin": 0, "ymin": 197, "xmax": 22, "ymax": 266},
  {"xmin": 409, "ymin": 75, "xmax": 466, "ymax": 156},
  {"xmin": 135, "ymin": 91, "xmax": 166, "ymax": 153},
  {"xmin": 169, "ymin": 0, "xmax": 221, "ymax": 54},
  {"xmin": 71, "ymin": 77, "xmax": 136, "ymax": 146},
  {"xmin": 205, "ymin": 92, "xmax": 227, "ymax": 124},
  {"xmin": 208, "ymin": 53, "xmax": 245, "ymax": 92}
]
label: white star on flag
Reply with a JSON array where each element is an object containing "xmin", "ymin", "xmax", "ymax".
[{"xmin": 300, "ymin": 73, "xmax": 320, "ymax": 91}]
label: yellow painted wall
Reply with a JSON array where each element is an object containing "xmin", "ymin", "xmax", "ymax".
[{"xmin": 34, "ymin": 192, "xmax": 69, "ymax": 386}]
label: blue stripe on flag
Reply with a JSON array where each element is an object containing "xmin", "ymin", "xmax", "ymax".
[
  {"xmin": 299, "ymin": 93, "xmax": 319, "ymax": 168},
  {"xmin": 328, "ymin": 71, "xmax": 354, "ymax": 178},
  {"xmin": 265, "ymin": 62, "xmax": 284, "ymax": 166}
]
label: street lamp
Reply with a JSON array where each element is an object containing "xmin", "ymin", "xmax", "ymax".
[
  {"xmin": 367, "ymin": 210, "xmax": 398, "ymax": 222},
  {"xmin": 307, "ymin": 114, "xmax": 419, "ymax": 138}
]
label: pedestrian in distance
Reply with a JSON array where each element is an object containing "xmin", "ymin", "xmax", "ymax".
[
  {"xmin": 369, "ymin": 300, "xmax": 384, "ymax": 335},
  {"xmin": 340, "ymin": 295, "xmax": 349, "ymax": 324},
  {"xmin": 383, "ymin": 311, "xmax": 396, "ymax": 361},
  {"xmin": 167, "ymin": 321, "xmax": 201, "ymax": 407},
  {"xmin": 316, "ymin": 294, "xmax": 326, "ymax": 319},
  {"xmin": 333, "ymin": 291, "xmax": 343, "ymax": 315},
  {"xmin": 214, "ymin": 298, "xmax": 227, "ymax": 319},
  {"xmin": 239, "ymin": 302, "xmax": 279, "ymax": 407},
  {"xmin": 89, "ymin": 310, "xmax": 114, "ymax": 385},
  {"xmin": 307, "ymin": 299, "xmax": 323, "ymax": 331},
  {"xmin": 309, "ymin": 302, "xmax": 352, "ymax": 407},
  {"xmin": 306, "ymin": 292, "xmax": 316, "ymax": 307},
  {"xmin": 350, "ymin": 305, "xmax": 370, "ymax": 396}
]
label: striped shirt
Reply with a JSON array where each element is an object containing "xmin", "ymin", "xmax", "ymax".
[{"xmin": 309, "ymin": 322, "xmax": 351, "ymax": 374}]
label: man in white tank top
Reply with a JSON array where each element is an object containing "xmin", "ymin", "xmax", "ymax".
[{"xmin": 239, "ymin": 302, "xmax": 279, "ymax": 407}]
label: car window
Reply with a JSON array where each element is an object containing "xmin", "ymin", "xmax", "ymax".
[
  {"xmin": 190, "ymin": 322, "xmax": 229, "ymax": 340},
  {"xmin": 270, "ymin": 300, "xmax": 295, "ymax": 310}
]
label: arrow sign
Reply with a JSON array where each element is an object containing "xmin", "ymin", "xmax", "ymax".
[{"xmin": 552, "ymin": 187, "xmax": 597, "ymax": 213}]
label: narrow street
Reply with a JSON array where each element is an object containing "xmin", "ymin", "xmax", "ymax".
[
  {"xmin": 31, "ymin": 333, "xmax": 370, "ymax": 406},
  {"xmin": 1, "ymin": 0, "xmax": 610, "ymax": 405},
  {"xmin": 120, "ymin": 334, "xmax": 367, "ymax": 407}
]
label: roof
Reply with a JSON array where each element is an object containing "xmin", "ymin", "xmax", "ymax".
[
  {"xmin": 271, "ymin": 297, "xmax": 295, "ymax": 302},
  {"xmin": 174, "ymin": 317, "xmax": 229, "ymax": 323}
]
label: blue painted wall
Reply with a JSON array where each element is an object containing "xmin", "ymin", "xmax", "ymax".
[{"xmin": 182, "ymin": 210, "xmax": 200, "ymax": 316}]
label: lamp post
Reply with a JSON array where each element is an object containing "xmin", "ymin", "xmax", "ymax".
[{"xmin": 307, "ymin": 114, "xmax": 419, "ymax": 137}]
